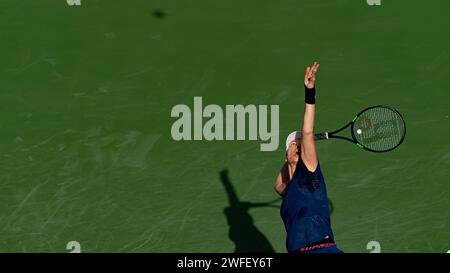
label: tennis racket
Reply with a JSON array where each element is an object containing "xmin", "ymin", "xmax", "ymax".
[{"xmin": 303, "ymin": 105, "xmax": 406, "ymax": 152}]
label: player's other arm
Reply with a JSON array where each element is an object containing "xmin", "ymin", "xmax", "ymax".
[
  {"xmin": 274, "ymin": 162, "xmax": 291, "ymax": 196},
  {"xmin": 300, "ymin": 62, "xmax": 319, "ymax": 172}
]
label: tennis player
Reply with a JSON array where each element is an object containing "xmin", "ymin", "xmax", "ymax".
[{"xmin": 274, "ymin": 62, "xmax": 343, "ymax": 253}]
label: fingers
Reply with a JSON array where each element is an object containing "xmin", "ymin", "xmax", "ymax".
[
  {"xmin": 304, "ymin": 66, "xmax": 311, "ymax": 83},
  {"xmin": 310, "ymin": 62, "xmax": 319, "ymax": 84},
  {"xmin": 305, "ymin": 66, "xmax": 311, "ymax": 77},
  {"xmin": 305, "ymin": 62, "xmax": 319, "ymax": 85},
  {"xmin": 311, "ymin": 62, "xmax": 319, "ymax": 74},
  {"xmin": 311, "ymin": 62, "xmax": 319, "ymax": 75}
]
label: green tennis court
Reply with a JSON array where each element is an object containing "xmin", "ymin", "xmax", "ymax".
[{"xmin": 0, "ymin": 0, "xmax": 449, "ymax": 252}]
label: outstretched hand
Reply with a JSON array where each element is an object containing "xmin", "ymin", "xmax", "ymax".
[{"xmin": 304, "ymin": 61, "xmax": 319, "ymax": 89}]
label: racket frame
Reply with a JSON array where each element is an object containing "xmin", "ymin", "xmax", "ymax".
[{"xmin": 314, "ymin": 105, "xmax": 406, "ymax": 153}]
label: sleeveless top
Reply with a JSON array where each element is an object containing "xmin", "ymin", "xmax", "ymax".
[{"xmin": 280, "ymin": 157, "xmax": 335, "ymax": 252}]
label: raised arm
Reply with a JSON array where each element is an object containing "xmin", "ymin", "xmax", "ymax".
[{"xmin": 300, "ymin": 62, "xmax": 319, "ymax": 172}]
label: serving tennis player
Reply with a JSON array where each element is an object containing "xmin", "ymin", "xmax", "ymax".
[{"xmin": 274, "ymin": 62, "xmax": 344, "ymax": 253}]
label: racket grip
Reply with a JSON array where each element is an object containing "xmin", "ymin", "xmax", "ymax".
[
  {"xmin": 296, "ymin": 132, "xmax": 329, "ymax": 140},
  {"xmin": 314, "ymin": 132, "xmax": 329, "ymax": 140}
]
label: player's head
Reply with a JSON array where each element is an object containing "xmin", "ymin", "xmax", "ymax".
[{"xmin": 285, "ymin": 131, "xmax": 301, "ymax": 164}]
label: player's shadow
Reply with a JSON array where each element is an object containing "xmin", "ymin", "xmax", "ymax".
[{"xmin": 219, "ymin": 169, "xmax": 279, "ymax": 253}]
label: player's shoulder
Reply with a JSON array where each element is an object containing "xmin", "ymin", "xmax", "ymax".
[{"xmin": 298, "ymin": 154, "xmax": 319, "ymax": 173}]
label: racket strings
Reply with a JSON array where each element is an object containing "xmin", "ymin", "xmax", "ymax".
[{"xmin": 354, "ymin": 107, "xmax": 405, "ymax": 152}]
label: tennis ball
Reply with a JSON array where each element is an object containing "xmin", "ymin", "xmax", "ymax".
[{"xmin": 357, "ymin": 129, "xmax": 362, "ymax": 134}]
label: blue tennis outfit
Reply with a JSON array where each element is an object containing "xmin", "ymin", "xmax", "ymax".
[{"xmin": 280, "ymin": 157, "xmax": 343, "ymax": 253}]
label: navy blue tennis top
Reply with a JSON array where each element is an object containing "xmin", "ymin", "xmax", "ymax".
[{"xmin": 280, "ymin": 157, "xmax": 335, "ymax": 252}]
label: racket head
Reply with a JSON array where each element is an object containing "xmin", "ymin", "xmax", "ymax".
[{"xmin": 351, "ymin": 105, "xmax": 406, "ymax": 152}]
